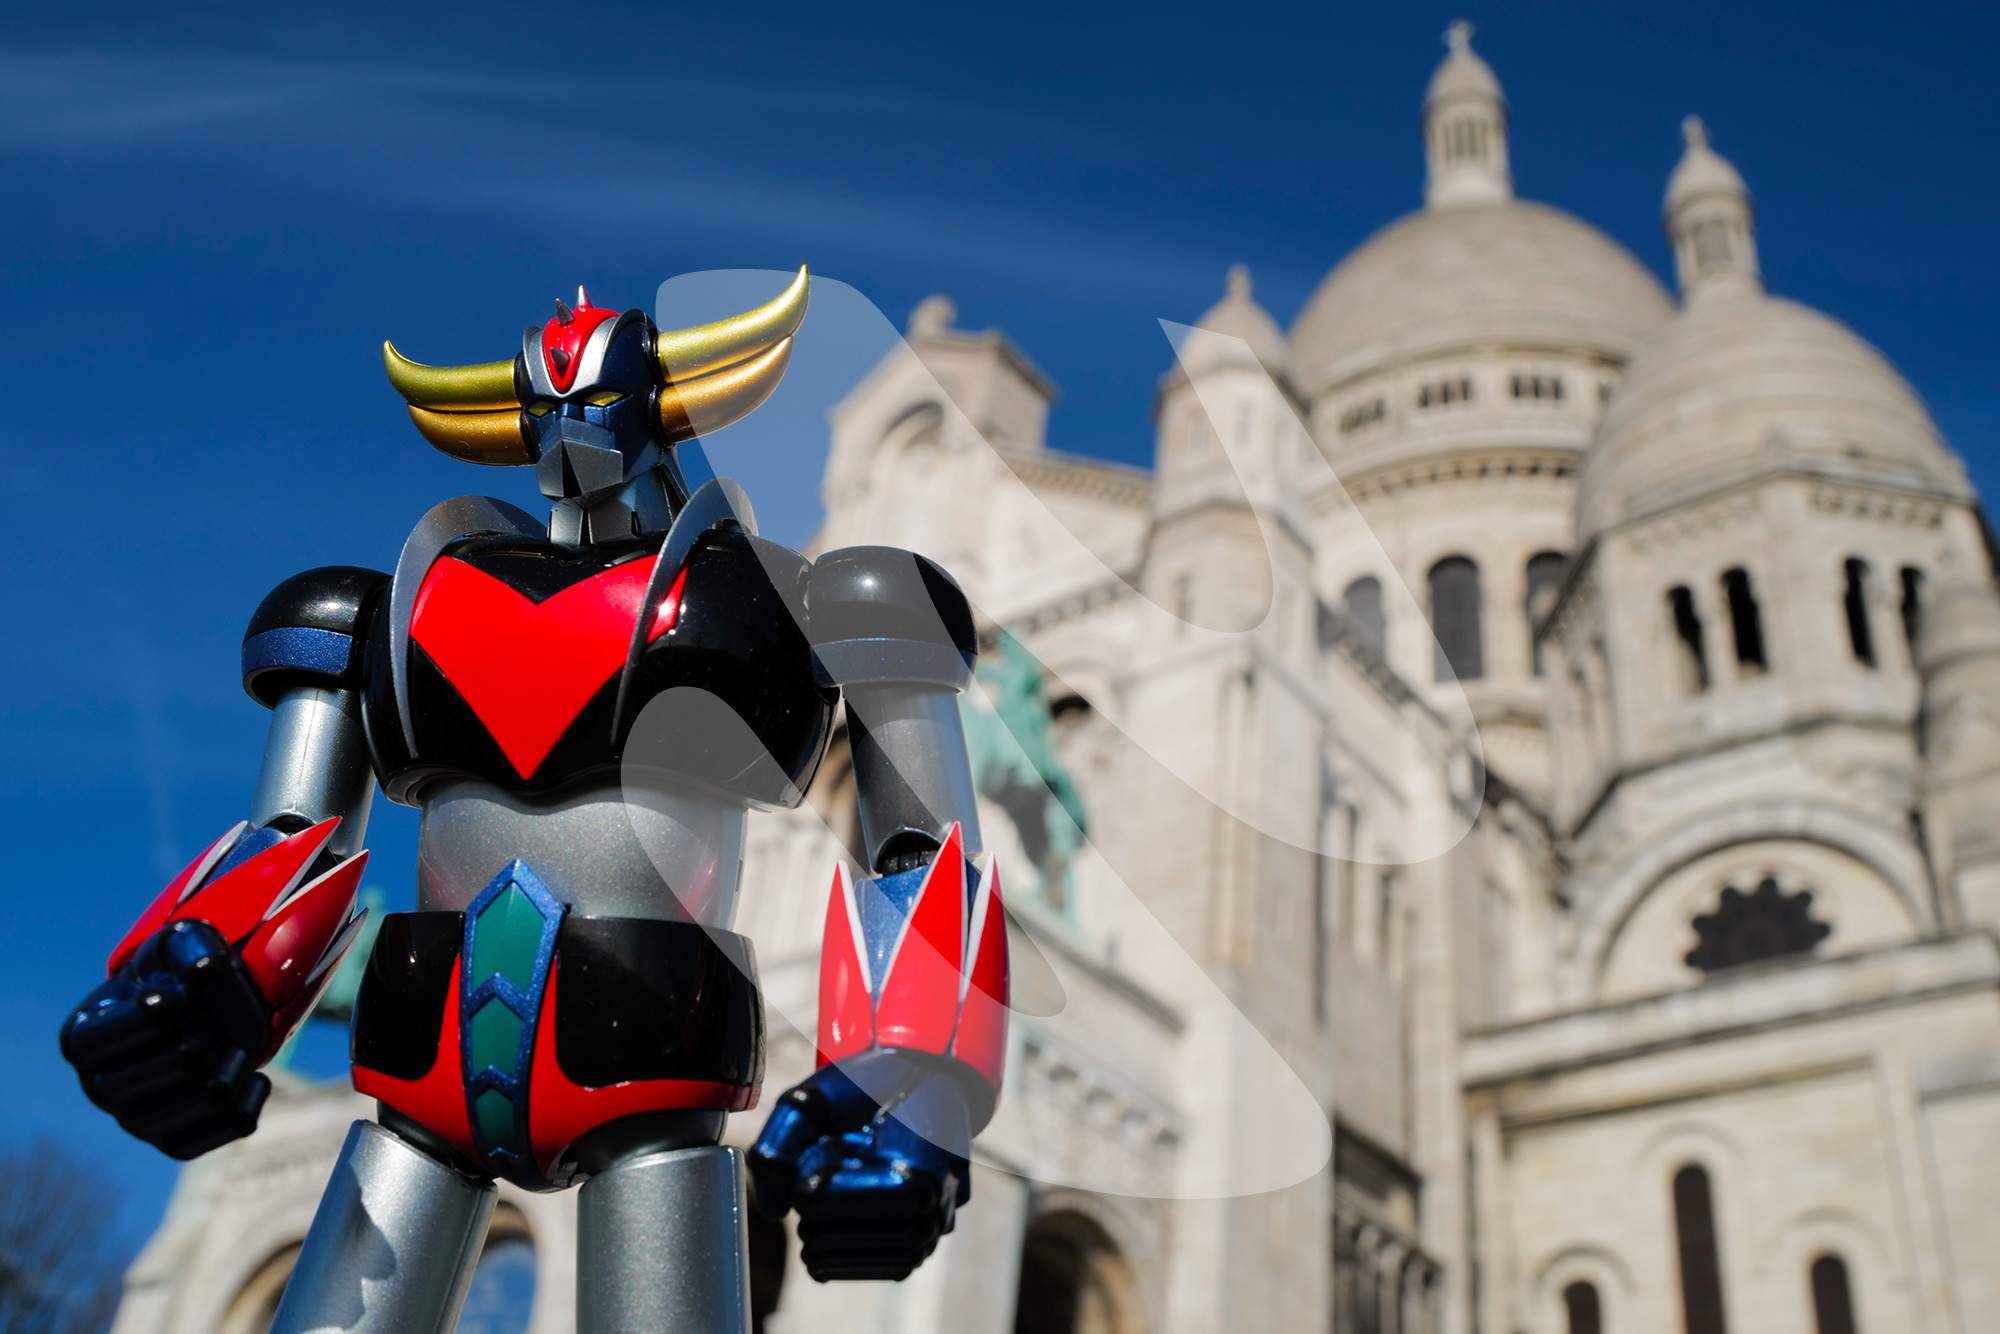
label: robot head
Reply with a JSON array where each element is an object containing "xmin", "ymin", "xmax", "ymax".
[{"xmin": 383, "ymin": 268, "xmax": 809, "ymax": 509}]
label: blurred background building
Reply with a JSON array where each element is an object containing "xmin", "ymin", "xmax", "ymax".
[{"xmin": 109, "ymin": 26, "xmax": 2000, "ymax": 1334}]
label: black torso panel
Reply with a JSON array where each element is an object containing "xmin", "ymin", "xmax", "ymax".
[{"xmin": 360, "ymin": 527, "xmax": 835, "ymax": 807}]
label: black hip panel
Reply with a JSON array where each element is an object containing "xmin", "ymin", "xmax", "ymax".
[
  {"xmin": 554, "ymin": 916, "xmax": 764, "ymax": 1090},
  {"xmin": 351, "ymin": 911, "xmax": 464, "ymax": 1080}
]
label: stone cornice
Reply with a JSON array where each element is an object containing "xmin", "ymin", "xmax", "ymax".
[
  {"xmin": 1003, "ymin": 447, "xmax": 1154, "ymax": 509},
  {"xmin": 1325, "ymin": 446, "xmax": 1580, "ymax": 505},
  {"xmin": 1461, "ymin": 932, "xmax": 2000, "ymax": 1091}
]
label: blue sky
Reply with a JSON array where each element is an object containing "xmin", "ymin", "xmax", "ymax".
[{"xmin": 2, "ymin": 0, "xmax": 1995, "ymax": 1247}]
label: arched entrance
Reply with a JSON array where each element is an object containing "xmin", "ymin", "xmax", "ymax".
[{"xmin": 1012, "ymin": 1210, "xmax": 1140, "ymax": 1334}]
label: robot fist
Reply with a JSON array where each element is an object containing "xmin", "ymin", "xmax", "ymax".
[
  {"xmin": 61, "ymin": 919, "xmax": 277, "ymax": 1160},
  {"xmin": 60, "ymin": 819, "xmax": 369, "ymax": 1159},
  {"xmin": 747, "ymin": 1058, "xmax": 974, "ymax": 1282}
]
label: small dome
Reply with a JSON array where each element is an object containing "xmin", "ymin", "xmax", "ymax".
[
  {"xmin": 1580, "ymin": 292, "xmax": 1969, "ymax": 535},
  {"xmin": 1289, "ymin": 201, "xmax": 1674, "ymax": 393},
  {"xmin": 1427, "ymin": 20, "xmax": 1502, "ymax": 107},
  {"xmin": 1177, "ymin": 265, "xmax": 1291, "ymax": 380},
  {"xmin": 1666, "ymin": 116, "xmax": 1747, "ymax": 215}
]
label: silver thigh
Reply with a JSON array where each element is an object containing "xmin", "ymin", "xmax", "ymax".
[
  {"xmin": 416, "ymin": 778, "xmax": 746, "ymax": 925},
  {"xmin": 270, "ymin": 1120, "xmax": 495, "ymax": 1334},
  {"xmin": 576, "ymin": 1145, "xmax": 751, "ymax": 1334}
]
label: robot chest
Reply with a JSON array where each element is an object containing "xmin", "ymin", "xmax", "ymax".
[
  {"xmin": 368, "ymin": 533, "xmax": 833, "ymax": 802},
  {"xmin": 406, "ymin": 547, "xmax": 679, "ymax": 782}
]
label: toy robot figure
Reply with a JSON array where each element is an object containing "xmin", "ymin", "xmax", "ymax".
[{"xmin": 58, "ymin": 270, "xmax": 1010, "ymax": 1332}]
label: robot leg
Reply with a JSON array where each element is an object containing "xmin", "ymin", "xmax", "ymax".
[
  {"xmin": 270, "ymin": 1120, "xmax": 496, "ymax": 1334},
  {"xmin": 577, "ymin": 1143, "xmax": 752, "ymax": 1334}
]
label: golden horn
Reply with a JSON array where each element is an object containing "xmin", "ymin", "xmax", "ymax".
[
  {"xmin": 653, "ymin": 266, "xmax": 809, "ymax": 383},
  {"xmin": 657, "ymin": 337, "xmax": 794, "ymax": 445},
  {"xmin": 383, "ymin": 342, "xmax": 521, "ymax": 411},
  {"xmin": 406, "ymin": 406, "xmax": 535, "ymax": 466}
]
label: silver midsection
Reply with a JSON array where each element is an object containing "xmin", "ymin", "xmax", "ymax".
[
  {"xmin": 846, "ymin": 683, "xmax": 984, "ymax": 870},
  {"xmin": 250, "ymin": 686, "xmax": 375, "ymax": 858},
  {"xmin": 417, "ymin": 777, "xmax": 747, "ymax": 925},
  {"xmin": 270, "ymin": 1120, "xmax": 495, "ymax": 1334},
  {"xmin": 576, "ymin": 1144, "xmax": 751, "ymax": 1334}
]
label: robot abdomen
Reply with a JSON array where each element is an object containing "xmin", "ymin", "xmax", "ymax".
[{"xmin": 416, "ymin": 776, "xmax": 746, "ymax": 926}]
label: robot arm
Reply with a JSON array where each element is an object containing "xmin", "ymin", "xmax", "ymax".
[
  {"xmin": 749, "ymin": 547, "xmax": 1009, "ymax": 1281},
  {"xmin": 59, "ymin": 568, "xmax": 385, "ymax": 1159}
]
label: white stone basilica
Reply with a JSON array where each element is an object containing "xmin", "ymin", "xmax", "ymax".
[{"xmin": 116, "ymin": 25, "xmax": 2000, "ymax": 1334}]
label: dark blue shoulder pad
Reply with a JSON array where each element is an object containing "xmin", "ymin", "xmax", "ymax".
[{"xmin": 242, "ymin": 566, "xmax": 390, "ymax": 708}]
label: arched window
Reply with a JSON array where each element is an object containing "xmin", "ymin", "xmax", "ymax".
[
  {"xmin": 1563, "ymin": 1280, "xmax": 1604, "ymax": 1334},
  {"xmin": 1014, "ymin": 1212, "xmax": 1136, "ymax": 1334},
  {"xmin": 1429, "ymin": 556, "xmax": 1483, "ymax": 681},
  {"xmin": 1669, "ymin": 586, "xmax": 1710, "ymax": 693},
  {"xmin": 1843, "ymin": 560, "xmax": 1876, "ymax": 666},
  {"xmin": 217, "ymin": 1244, "xmax": 302, "ymax": 1334},
  {"xmin": 1810, "ymin": 1254, "xmax": 1859, "ymax": 1334},
  {"xmin": 1900, "ymin": 567, "xmax": 1924, "ymax": 652},
  {"xmin": 1344, "ymin": 576, "xmax": 1386, "ymax": 651},
  {"xmin": 1722, "ymin": 568, "xmax": 1767, "ymax": 673},
  {"xmin": 1673, "ymin": 1164, "xmax": 1728, "ymax": 1334},
  {"xmin": 1525, "ymin": 552, "xmax": 1568, "ymax": 675}
]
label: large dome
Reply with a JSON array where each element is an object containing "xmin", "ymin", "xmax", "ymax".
[
  {"xmin": 1578, "ymin": 289, "xmax": 1969, "ymax": 536},
  {"xmin": 1289, "ymin": 201, "xmax": 1674, "ymax": 394}
]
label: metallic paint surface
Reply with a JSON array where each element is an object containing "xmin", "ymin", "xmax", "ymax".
[
  {"xmin": 381, "ymin": 343, "xmax": 521, "ymax": 411},
  {"xmin": 652, "ymin": 265, "xmax": 808, "ymax": 379},
  {"xmin": 405, "ymin": 404, "xmax": 534, "ymax": 466},
  {"xmin": 389, "ymin": 493, "xmax": 547, "ymax": 756},
  {"xmin": 576, "ymin": 1144, "xmax": 752, "ymax": 1334},
  {"xmin": 609, "ymin": 476, "xmax": 756, "ymax": 738},
  {"xmin": 845, "ymin": 684, "xmax": 985, "ymax": 868},
  {"xmin": 249, "ymin": 686, "xmax": 376, "ymax": 858},
  {"xmin": 268, "ymin": 1120, "xmax": 496, "ymax": 1334},
  {"xmin": 656, "ymin": 337, "xmax": 794, "ymax": 445},
  {"xmin": 417, "ymin": 778, "xmax": 746, "ymax": 926}
]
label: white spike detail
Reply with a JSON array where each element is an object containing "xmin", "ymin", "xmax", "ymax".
[
  {"xmin": 256, "ymin": 830, "xmax": 352, "ymax": 923},
  {"xmin": 960, "ymin": 855, "xmax": 997, "ymax": 1002},
  {"xmin": 296, "ymin": 908, "xmax": 369, "ymax": 992},
  {"xmin": 176, "ymin": 821, "xmax": 251, "ymax": 907}
]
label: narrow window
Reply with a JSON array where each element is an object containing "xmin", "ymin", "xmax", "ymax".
[
  {"xmin": 1564, "ymin": 1280, "xmax": 1604, "ymax": 1334},
  {"xmin": 1512, "ymin": 374, "xmax": 1525, "ymax": 399},
  {"xmin": 1551, "ymin": 376, "xmax": 1565, "ymax": 401},
  {"xmin": 1722, "ymin": 568, "xmax": 1767, "ymax": 672},
  {"xmin": 1900, "ymin": 567, "xmax": 1924, "ymax": 653},
  {"xmin": 1344, "ymin": 576, "xmax": 1386, "ymax": 651},
  {"xmin": 1843, "ymin": 559, "xmax": 1876, "ymax": 666},
  {"xmin": 1525, "ymin": 552, "xmax": 1568, "ymax": 676},
  {"xmin": 1674, "ymin": 1165, "xmax": 1728, "ymax": 1334},
  {"xmin": 1670, "ymin": 586, "xmax": 1710, "ymax": 692},
  {"xmin": 1694, "ymin": 219, "xmax": 1734, "ymax": 269},
  {"xmin": 1430, "ymin": 556, "xmax": 1484, "ymax": 681},
  {"xmin": 1810, "ymin": 1254, "xmax": 1858, "ymax": 1334}
]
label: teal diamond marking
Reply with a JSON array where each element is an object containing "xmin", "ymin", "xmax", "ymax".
[
  {"xmin": 470, "ymin": 883, "xmax": 545, "ymax": 992},
  {"xmin": 469, "ymin": 997, "xmax": 525, "ymax": 1078},
  {"xmin": 473, "ymin": 1089, "xmax": 515, "ymax": 1149}
]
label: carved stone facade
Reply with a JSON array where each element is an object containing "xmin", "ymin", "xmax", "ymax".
[{"xmin": 115, "ymin": 27, "xmax": 2000, "ymax": 1334}]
